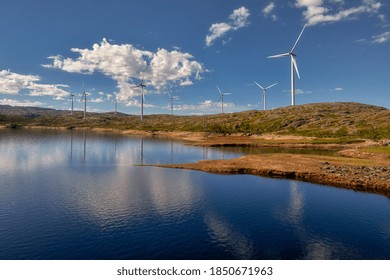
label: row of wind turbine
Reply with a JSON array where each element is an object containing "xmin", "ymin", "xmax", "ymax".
[{"xmin": 68, "ymin": 25, "xmax": 306, "ymax": 118}]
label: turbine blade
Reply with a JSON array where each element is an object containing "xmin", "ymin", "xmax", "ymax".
[
  {"xmin": 291, "ymin": 56, "xmax": 300, "ymax": 79},
  {"xmin": 265, "ymin": 83, "xmax": 278, "ymax": 89},
  {"xmin": 290, "ymin": 24, "xmax": 307, "ymax": 53},
  {"xmin": 216, "ymin": 85, "xmax": 222, "ymax": 94},
  {"xmin": 268, "ymin": 53, "xmax": 290, "ymax": 58},
  {"xmin": 223, "ymin": 93, "xmax": 232, "ymax": 96},
  {"xmin": 254, "ymin": 81, "xmax": 265, "ymax": 90}
]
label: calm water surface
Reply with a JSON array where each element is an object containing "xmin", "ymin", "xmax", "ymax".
[{"xmin": 0, "ymin": 129, "xmax": 389, "ymax": 259}]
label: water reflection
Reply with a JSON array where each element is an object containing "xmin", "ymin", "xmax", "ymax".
[
  {"xmin": 273, "ymin": 181, "xmax": 360, "ymax": 259},
  {"xmin": 286, "ymin": 181, "xmax": 305, "ymax": 225},
  {"xmin": 205, "ymin": 212, "xmax": 254, "ymax": 259},
  {"xmin": 0, "ymin": 129, "xmax": 389, "ymax": 260}
]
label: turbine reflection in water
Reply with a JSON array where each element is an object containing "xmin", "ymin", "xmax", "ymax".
[{"xmin": 1, "ymin": 129, "xmax": 389, "ymax": 259}]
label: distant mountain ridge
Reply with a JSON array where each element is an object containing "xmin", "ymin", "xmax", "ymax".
[{"xmin": 0, "ymin": 105, "xmax": 64, "ymax": 117}]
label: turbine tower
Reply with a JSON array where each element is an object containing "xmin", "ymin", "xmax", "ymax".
[
  {"xmin": 80, "ymin": 84, "xmax": 87, "ymax": 119},
  {"xmin": 268, "ymin": 24, "xmax": 307, "ymax": 106},
  {"xmin": 168, "ymin": 92, "xmax": 179, "ymax": 116},
  {"xmin": 113, "ymin": 97, "xmax": 118, "ymax": 115},
  {"xmin": 216, "ymin": 85, "xmax": 232, "ymax": 114},
  {"xmin": 134, "ymin": 77, "xmax": 146, "ymax": 122},
  {"xmin": 69, "ymin": 91, "xmax": 75, "ymax": 116},
  {"xmin": 253, "ymin": 82, "xmax": 277, "ymax": 111}
]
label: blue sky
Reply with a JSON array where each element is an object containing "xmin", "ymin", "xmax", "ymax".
[{"xmin": 0, "ymin": 0, "xmax": 389, "ymax": 115}]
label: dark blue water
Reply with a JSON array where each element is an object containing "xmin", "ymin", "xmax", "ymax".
[{"xmin": 0, "ymin": 129, "xmax": 389, "ymax": 259}]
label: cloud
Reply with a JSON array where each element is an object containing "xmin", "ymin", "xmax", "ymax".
[
  {"xmin": 44, "ymin": 39, "xmax": 205, "ymax": 101},
  {"xmin": 295, "ymin": 0, "xmax": 383, "ymax": 26},
  {"xmin": 229, "ymin": 6, "xmax": 250, "ymax": 28},
  {"xmin": 0, "ymin": 70, "xmax": 40, "ymax": 95},
  {"xmin": 205, "ymin": 23, "xmax": 232, "ymax": 47},
  {"xmin": 205, "ymin": 6, "xmax": 250, "ymax": 47},
  {"xmin": 0, "ymin": 69, "xmax": 69, "ymax": 99},
  {"xmin": 149, "ymin": 48, "xmax": 204, "ymax": 89},
  {"xmin": 89, "ymin": 97, "xmax": 105, "ymax": 103},
  {"xmin": 334, "ymin": 87, "xmax": 344, "ymax": 91},
  {"xmin": 262, "ymin": 2, "xmax": 278, "ymax": 21},
  {"xmin": 372, "ymin": 31, "xmax": 390, "ymax": 43},
  {"xmin": 0, "ymin": 98, "xmax": 46, "ymax": 107},
  {"xmin": 27, "ymin": 83, "xmax": 69, "ymax": 99},
  {"xmin": 173, "ymin": 99, "xmax": 236, "ymax": 115}
]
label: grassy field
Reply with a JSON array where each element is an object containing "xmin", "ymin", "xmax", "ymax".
[{"xmin": 361, "ymin": 146, "xmax": 390, "ymax": 154}]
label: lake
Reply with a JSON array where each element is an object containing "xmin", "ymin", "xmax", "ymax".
[{"xmin": 0, "ymin": 129, "xmax": 389, "ymax": 260}]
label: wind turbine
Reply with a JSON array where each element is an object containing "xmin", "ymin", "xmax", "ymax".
[
  {"xmin": 168, "ymin": 92, "xmax": 179, "ymax": 115},
  {"xmin": 268, "ymin": 24, "xmax": 307, "ymax": 106},
  {"xmin": 69, "ymin": 90, "xmax": 75, "ymax": 116},
  {"xmin": 133, "ymin": 77, "xmax": 146, "ymax": 121},
  {"xmin": 80, "ymin": 83, "xmax": 87, "ymax": 119},
  {"xmin": 216, "ymin": 85, "xmax": 232, "ymax": 114},
  {"xmin": 253, "ymin": 81, "xmax": 277, "ymax": 111},
  {"xmin": 113, "ymin": 96, "xmax": 119, "ymax": 115}
]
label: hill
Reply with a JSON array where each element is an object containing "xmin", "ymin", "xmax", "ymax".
[
  {"xmin": 0, "ymin": 102, "xmax": 389, "ymax": 139},
  {"xmin": 0, "ymin": 105, "xmax": 64, "ymax": 116}
]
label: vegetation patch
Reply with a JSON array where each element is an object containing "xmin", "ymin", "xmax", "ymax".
[
  {"xmin": 1, "ymin": 102, "xmax": 389, "ymax": 140},
  {"xmin": 361, "ymin": 146, "xmax": 390, "ymax": 154}
]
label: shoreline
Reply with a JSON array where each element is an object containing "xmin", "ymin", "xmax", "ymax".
[
  {"xmin": 136, "ymin": 131, "xmax": 390, "ymax": 197},
  {"xmin": 152, "ymin": 153, "xmax": 390, "ymax": 197},
  {"xmin": 2, "ymin": 126, "xmax": 389, "ymax": 196}
]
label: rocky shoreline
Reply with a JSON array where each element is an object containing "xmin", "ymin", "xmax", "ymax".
[
  {"xmin": 145, "ymin": 133, "xmax": 390, "ymax": 197},
  {"xmin": 154, "ymin": 153, "xmax": 390, "ymax": 197}
]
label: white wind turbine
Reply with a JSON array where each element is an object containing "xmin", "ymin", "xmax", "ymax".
[
  {"xmin": 80, "ymin": 83, "xmax": 87, "ymax": 119},
  {"xmin": 133, "ymin": 77, "xmax": 146, "ymax": 122},
  {"xmin": 216, "ymin": 85, "xmax": 232, "ymax": 114},
  {"xmin": 253, "ymin": 81, "xmax": 277, "ymax": 111},
  {"xmin": 167, "ymin": 92, "xmax": 179, "ymax": 116},
  {"xmin": 113, "ymin": 96, "xmax": 119, "ymax": 115},
  {"xmin": 268, "ymin": 24, "xmax": 307, "ymax": 106},
  {"xmin": 69, "ymin": 90, "xmax": 75, "ymax": 116}
]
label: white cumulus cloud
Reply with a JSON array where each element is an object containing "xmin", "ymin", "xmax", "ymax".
[
  {"xmin": 44, "ymin": 39, "xmax": 205, "ymax": 101},
  {"xmin": 205, "ymin": 6, "xmax": 250, "ymax": 47},
  {"xmin": 28, "ymin": 83, "xmax": 69, "ymax": 99},
  {"xmin": 0, "ymin": 70, "xmax": 40, "ymax": 95},
  {"xmin": 0, "ymin": 69, "xmax": 69, "ymax": 99}
]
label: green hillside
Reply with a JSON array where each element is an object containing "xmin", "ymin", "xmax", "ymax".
[{"xmin": 1, "ymin": 102, "xmax": 389, "ymax": 140}]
